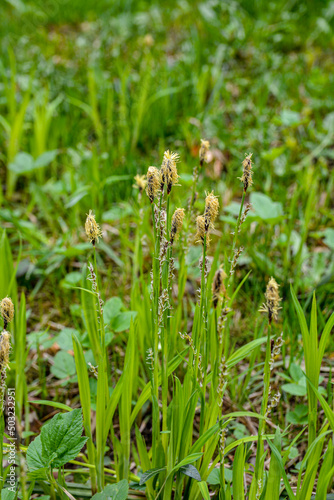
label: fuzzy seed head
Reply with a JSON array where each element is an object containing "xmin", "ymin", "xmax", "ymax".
[
  {"xmin": 170, "ymin": 208, "xmax": 185, "ymax": 244},
  {"xmin": 259, "ymin": 277, "xmax": 282, "ymax": 324},
  {"xmin": 161, "ymin": 150, "xmax": 179, "ymax": 195},
  {"xmin": 212, "ymin": 268, "xmax": 227, "ymax": 308},
  {"xmin": 85, "ymin": 210, "xmax": 102, "ymax": 246},
  {"xmin": 146, "ymin": 166, "xmax": 160, "ymax": 203},
  {"xmin": 1, "ymin": 298, "xmax": 14, "ymax": 328},
  {"xmin": 239, "ymin": 153, "xmax": 254, "ymax": 192},
  {"xmin": 199, "ymin": 139, "xmax": 210, "ymax": 166},
  {"xmin": 0, "ymin": 331, "xmax": 11, "ymax": 369},
  {"xmin": 195, "ymin": 215, "xmax": 210, "ymax": 246},
  {"xmin": 134, "ymin": 174, "xmax": 147, "ymax": 193},
  {"xmin": 204, "ymin": 191, "xmax": 219, "ymax": 231}
]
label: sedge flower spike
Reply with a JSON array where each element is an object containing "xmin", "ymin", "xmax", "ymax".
[
  {"xmin": 0, "ymin": 297, "xmax": 14, "ymax": 330},
  {"xmin": 239, "ymin": 153, "xmax": 254, "ymax": 192},
  {"xmin": 161, "ymin": 150, "xmax": 179, "ymax": 195},
  {"xmin": 212, "ymin": 268, "xmax": 227, "ymax": 308},
  {"xmin": 204, "ymin": 191, "xmax": 219, "ymax": 231},
  {"xmin": 170, "ymin": 208, "xmax": 185, "ymax": 245},
  {"xmin": 195, "ymin": 215, "xmax": 211, "ymax": 246},
  {"xmin": 146, "ymin": 166, "xmax": 160, "ymax": 203},
  {"xmin": 85, "ymin": 210, "xmax": 102, "ymax": 246},
  {"xmin": 259, "ymin": 277, "xmax": 282, "ymax": 324},
  {"xmin": 199, "ymin": 139, "xmax": 210, "ymax": 166},
  {"xmin": 134, "ymin": 174, "xmax": 147, "ymax": 193}
]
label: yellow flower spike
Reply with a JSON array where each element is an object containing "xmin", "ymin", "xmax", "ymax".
[
  {"xmin": 239, "ymin": 153, "xmax": 254, "ymax": 192},
  {"xmin": 133, "ymin": 174, "xmax": 147, "ymax": 193},
  {"xmin": 212, "ymin": 268, "xmax": 227, "ymax": 308},
  {"xmin": 146, "ymin": 166, "xmax": 160, "ymax": 203},
  {"xmin": 85, "ymin": 210, "xmax": 102, "ymax": 246},
  {"xmin": 0, "ymin": 297, "xmax": 14, "ymax": 329},
  {"xmin": 259, "ymin": 277, "xmax": 282, "ymax": 324},
  {"xmin": 204, "ymin": 191, "xmax": 219, "ymax": 232},
  {"xmin": 170, "ymin": 208, "xmax": 185, "ymax": 245},
  {"xmin": 161, "ymin": 150, "xmax": 179, "ymax": 195},
  {"xmin": 199, "ymin": 139, "xmax": 210, "ymax": 166}
]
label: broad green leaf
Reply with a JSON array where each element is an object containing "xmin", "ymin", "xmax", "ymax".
[
  {"xmin": 91, "ymin": 479, "xmax": 129, "ymax": 500},
  {"xmin": 281, "ymin": 383, "xmax": 307, "ymax": 397},
  {"xmin": 1, "ymin": 489, "xmax": 16, "ymax": 500},
  {"xmin": 323, "ymin": 228, "xmax": 334, "ymax": 249},
  {"xmin": 40, "ymin": 408, "xmax": 88, "ymax": 468},
  {"xmin": 103, "ymin": 297, "xmax": 123, "ymax": 323},
  {"xmin": 250, "ymin": 192, "xmax": 283, "ymax": 221},
  {"xmin": 50, "ymin": 351, "xmax": 76, "ymax": 380},
  {"xmin": 112, "ymin": 311, "xmax": 137, "ymax": 332},
  {"xmin": 179, "ymin": 464, "xmax": 201, "ymax": 481},
  {"xmin": 26, "ymin": 435, "xmax": 44, "ymax": 471}
]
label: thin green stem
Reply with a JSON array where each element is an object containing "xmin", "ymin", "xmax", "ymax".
[{"xmin": 254, "ymin": 322, "xmax": 272, "ymax": 489}]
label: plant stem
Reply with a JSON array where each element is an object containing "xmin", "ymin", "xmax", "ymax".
[{"xmin": 254, "ymin": 321, "xmax": 272, "ymax": 489}]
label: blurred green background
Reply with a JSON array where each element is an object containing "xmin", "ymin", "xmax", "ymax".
[{"xmin": 1, "ymin": 0, "xmax": 334, "ymax": 340}]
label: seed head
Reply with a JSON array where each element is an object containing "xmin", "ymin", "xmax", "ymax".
[
  {"xmin": 199, "ymin": 139, "xmax": 210, "ymax": 166},
  {"xmin": 146, "ymin": 166, "xmax": 160, "ymax": 203},
  {"xmin": 195, "ymin": 215, "xmax": 210, "ymax": 246},
  {"xmin": 0, "ymin": 331, "xmax": 11, "ymax": 369},
  {"xmin": 161, "ymin": 150, "xmax": 179, "ymax": 195},
  {"xmin": 212, "ymin": 268, "xmax": 227, "ymax": 308},
  {"xmin": 170, "ymin": 208, "xmax": 185, "ymax": 245},
  {"xmin": 204, "ymin": 191, "xmax": 219, "ymax": 231},
  {"xmin": 1, "ymin": 297, "xmax": 14, "ymax": 329},
  {"xmin": 134, "ymin": 174, "xmax": 147, "ymax": 193},
  {"xmin": 238, "ymin": 153, "xmax": 254, "ymax": 192},
  {"xmin": 85, "ymin": 210, "xmax": 102, "ymax": 246},
  {"xmin": 259, "ymin": 277, "xmax": 282, "ymax": 324}
]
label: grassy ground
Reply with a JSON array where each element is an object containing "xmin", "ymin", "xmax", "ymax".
[{"xmin": 1, "ymin": 0, "xmax": 334, "ymax": 498}]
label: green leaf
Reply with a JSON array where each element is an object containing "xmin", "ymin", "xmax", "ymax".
[
  {"xmin": 91, "ymin": 479, "xmax": 129, "ymax": 499},
  {"xmin": 26, "ymin": 434, "xmax": 45, "ymax": 471},
  {"xmin": 34, "ymin": 150, "xmax": 58, "ymax": 168},
  {"xmin": 281, "ymin": 383, "xmax": 307, "ymax": 396},
  {"xmin": 103, "ymin": 297, "xmax": 123, "ymax": 323},
  {"xmin": 289, "ymin": 362, "xmax": 304, "ymax": 382},
  {"xmin": 323, "ymin": 228, "xmax": 334, "ymax": 249},
  {"xmin": 179, "ymin": 464, "xmax": 201, "ymax": 481},
  {"xmin": 40, "ymin": 408, "xmax": 88, "ymax": 468},
  {"xmin": 112, "ymin": 311, "xmax": 137, "ymax": 332},
  {"xmin": 50, "ymin": 351, "xmax": 76, "ymax": 380},
  {"xmin": 172, "ymin": 453, "xmax": 203, "ymax": 472},
  {"xmin": 8, "ymin": 152, "xmax": 34, "ymax": 174},
  {"xmin": 198, "ymin": 481, "xmax": 211, "ymax": 500},
  {"xmin": 233, "ymin": 443, "xmax": 245, "ymax": 500},
  {"xmin": 139, "ymin": 467, "xmax": 166, "ymax": 485},
  {"xmin": 1, "ymin": 488, "xmax": 17, "ymax": 500},
  {"xmin": 250, "ymin": 192, "xmax": 283, "ymax": 222}
]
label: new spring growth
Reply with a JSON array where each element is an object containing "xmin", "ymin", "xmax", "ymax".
[
  {"xmin": 134, "ymin": 174, "xmax": 147, "ymax": 193},
  {"xmin": 199, "ymin": 139, "xmax": 210, "ymax": 167},
  {"xmin": 1, "ymin": 297, "xmax": 14, "ymax": 330},
  {"xmin": 212, "ymin": 268, "xmax": 227, "ymax": 308},
  {"xmin": 85, "ymin": 210, "xmax": 102, "ymax": 246},
  {"xmin": 239, "ymin": 153, "xmax": 254, "ymax": 192},
  {"xmin": 170, "ymin": 208, "xmax": 185, "ymax": 245},
  {"xmin": 204, "ymin": 191, "xmax": 219, "ymax": 231},
  {"xmin": 146, "ymin": 166, "xmax": 160, "ymax": 203},
  {"xmin": 161, "ymin": 150, "xmax": 179, "ymax": 195},
  {"xmin": 259, "ymin": 277, "xmax": 282, "ymax": 324}
]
